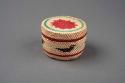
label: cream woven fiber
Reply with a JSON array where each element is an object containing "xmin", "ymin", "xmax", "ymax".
[{"xmin": 41, "ymin": 16, "xmax": 87, "ymax": 60}]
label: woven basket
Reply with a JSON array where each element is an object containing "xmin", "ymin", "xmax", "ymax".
[{"xmin": 41, "ymin": 16, "xmax": 87, "ymax": 60}]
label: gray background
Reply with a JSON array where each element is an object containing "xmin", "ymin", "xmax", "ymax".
[{"xmin": 0, "ymin": 0, "xmax": 125, "ymax": 83}]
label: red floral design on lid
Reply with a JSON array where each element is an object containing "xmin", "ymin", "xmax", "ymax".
[{"xmin": 51, "ymin": 19, "xmax": 78, "ymax": 29}]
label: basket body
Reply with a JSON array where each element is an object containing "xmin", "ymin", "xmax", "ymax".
[{"xmin": 41, "ymin": 16, "xmax": 87, "ymax": 60}]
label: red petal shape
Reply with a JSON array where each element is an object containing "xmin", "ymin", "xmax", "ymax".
[{"xmin": 51, "ymin": 19, "xmax": 77, "ymax": 29}]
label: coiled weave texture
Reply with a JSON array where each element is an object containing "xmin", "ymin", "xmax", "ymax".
[{"xmin": 41, "ymin": 16, "xmax": 87, "ymax": 60}]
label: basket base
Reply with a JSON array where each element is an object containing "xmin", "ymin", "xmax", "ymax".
[{"xmin": 43, "ymin": 50, "xmax": 84, "ymax": 61}]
